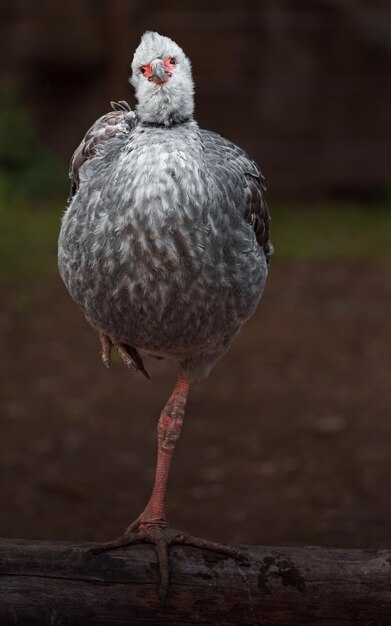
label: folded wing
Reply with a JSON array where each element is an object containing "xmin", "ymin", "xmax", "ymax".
[
  {"xmin": 69, "ymin": 100, "xmax": 136, "ymax": 199},
  {"xmin": 201, "ymin": 130, "xmax": 272, "ymax": 263}
]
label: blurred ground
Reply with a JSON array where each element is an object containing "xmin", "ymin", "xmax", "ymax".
[{"xmin": 1, "ymin": 206, "xmax": 390, "ymax": 549}]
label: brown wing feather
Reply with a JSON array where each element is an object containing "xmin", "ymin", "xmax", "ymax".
[
  {"xmin": 244, "ymin": 172, "xmax": 272, "ymax": 262},
  {"xmin": 69, "ymin": 100, "xmax": 134, "ymax": 199}
]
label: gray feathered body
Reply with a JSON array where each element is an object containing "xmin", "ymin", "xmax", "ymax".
[
  {"xmin": 59, "ymin": 116, "xmax": 269, "ymax": 380},
  {"xmin": 59, "ymin": 29, "xmax": 271, "ymax": 381}
]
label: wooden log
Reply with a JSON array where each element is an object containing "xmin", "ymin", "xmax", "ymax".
[{"xmin": 0, "ymin": 538, "xmax": 390, "ymax": 625}]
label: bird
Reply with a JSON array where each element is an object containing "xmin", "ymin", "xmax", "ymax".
[{"xmin": 58, "ymin": 31, "xmax": 272, "ymax": 600}]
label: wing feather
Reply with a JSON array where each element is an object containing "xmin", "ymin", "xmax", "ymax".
[
  {"xmin": 69, "ymin": 100, "xmax": 135, "ymax": 199},
  {"xmin": 201, "ymin": 130, "xmax": 272, "ymax": 263}
]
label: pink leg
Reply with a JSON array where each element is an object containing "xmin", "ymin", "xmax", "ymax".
[
  {"xmin": 90, "ymin": 375, "xmax": 243, "ymax": 601},
  {"xmin": 136, "ymin": 376, "xmax": 189, "ymax": 528}
]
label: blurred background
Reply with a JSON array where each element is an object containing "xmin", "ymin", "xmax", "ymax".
[{"xmin": 0, "ymin": 1, "xmax": 390, "ymax": 549}]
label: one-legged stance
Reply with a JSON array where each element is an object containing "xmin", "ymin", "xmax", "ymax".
[
  {"xmin": 90, "ymin": 375, "xmax": 241, "ymax": 600},
  {"xmin": 59, "ymin": 30, "xmax": 271, "ymax": 604}
]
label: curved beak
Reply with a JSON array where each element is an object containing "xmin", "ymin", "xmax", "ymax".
[{"xmin": 149, "ymin": 59, "xmax": 167, "ymax": 83}]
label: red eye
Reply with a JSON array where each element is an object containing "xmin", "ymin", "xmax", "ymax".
[
  {"xmin": 140, "ymin": 66, "xmax": 146, "ymax": 75},
  {"xmin": 169, "ymin": 57, "xmax": 176, "ymax": 65}
]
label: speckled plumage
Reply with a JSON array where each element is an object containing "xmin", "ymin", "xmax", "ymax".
[{"xmin": 58, "ymin": 32, "xmax": 271, "ymax": 381}]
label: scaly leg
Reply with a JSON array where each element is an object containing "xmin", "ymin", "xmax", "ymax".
[{"xmin": 90, "ymin": 375, "xmax": 242, "ymax": 601}]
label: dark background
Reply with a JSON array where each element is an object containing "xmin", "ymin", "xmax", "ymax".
[
  {"xmin": 0, "ymin": 1, "xmax": 390, "ymax": 549},
  {"xmin": 2, "ymin": 0, "xmax": 391, "ymax": 197}
]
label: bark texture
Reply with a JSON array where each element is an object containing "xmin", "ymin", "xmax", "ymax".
[{"xmin": 0, "ymin": 538, "xmax": 390, "ymax": 625}]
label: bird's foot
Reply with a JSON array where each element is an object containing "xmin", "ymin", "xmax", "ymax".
[
  {"xmin": 99, "ymin": 333, "xmax": 150, "ymax": 378},
  {"xmin": 89, "ymin": 516, "xmax": 244, "ymax": 601}
]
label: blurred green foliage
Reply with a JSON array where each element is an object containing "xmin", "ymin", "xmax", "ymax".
[
  {"xmin": 272, "ymin": 203, "xmax": 391, "ymax": 262},
  {"xmin": 0, "ymin": 202, "xmax": 61, "ymax": 283},
  {"xmin": 0, "ymin": 89, "xmax": 67, "ymax": 205},
  {"xmin": 0, "ymin": 89, "xmax": 67, "ymax": 283}
]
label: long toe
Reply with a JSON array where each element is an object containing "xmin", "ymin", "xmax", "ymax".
[
  {"xmin": 88, "ymin": 531, "xmax": 139, "ymax": 555},
  {"xmin": 99, "ymin": 333, "xmax": 112, "ymax": 368},
  {"xmin": 88, "ymin": 525, "xmax": 172, "ymax": 601},
  {"xmin": 89, "ymin": 525, "xmax": 244, "ymax": 601},
  {"xmin": 141, "ymin": 526, "xmax": 171, "ymax": 601},
  {"xmin": 170, "ymin": 529, "xmax": 246, "ymax": 561}
]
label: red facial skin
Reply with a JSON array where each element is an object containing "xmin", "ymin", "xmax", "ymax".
[{"xmin": 141, "ymin": 57, "xmax": 176, "ymax": 85}]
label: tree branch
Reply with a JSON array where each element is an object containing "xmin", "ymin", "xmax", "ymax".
[{"xmin": 0, "ymin": 538, "xmax": 390, "ymax": 625}]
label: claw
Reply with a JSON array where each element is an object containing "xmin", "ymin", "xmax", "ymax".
[
  {"xmin": 124, "ymin": 344, "xmax": 151, "ymax": 379},
  {"xmin": 116, "ymin": 344, "xmax": 139, "ymax": 372},
  {"xmin": 98, "ymin": 334, "xmax": 150, "ymax": 378},
  {"xmin": 117, "ymin": 343, "xmax": 151, "ymax": 379}
]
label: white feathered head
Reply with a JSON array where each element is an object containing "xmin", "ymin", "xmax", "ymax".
[{"xmin": 130, "ymin": 31, "xmax": 194, "ymax": 126}]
